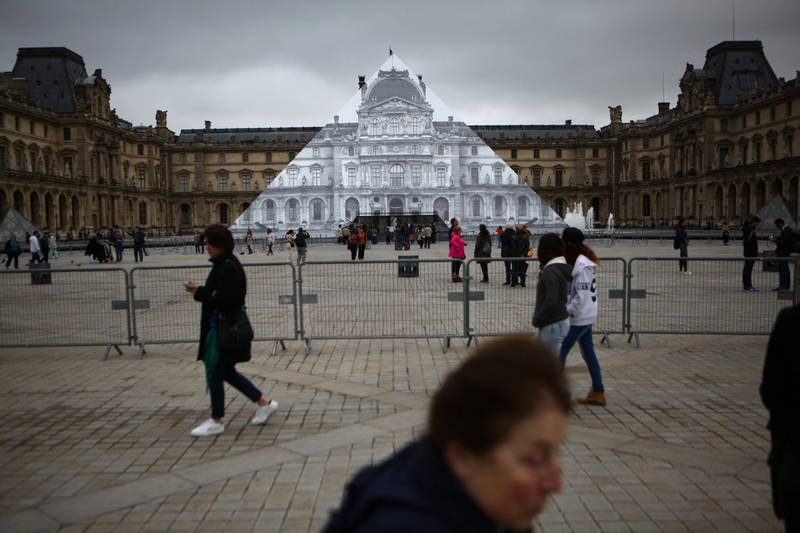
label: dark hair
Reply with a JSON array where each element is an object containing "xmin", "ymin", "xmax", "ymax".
[
  {"xmin": 564, "ymin": 242, "xmax": 600, "ymax": 266},
  {"xmin": 426, "ymin": 335, "xmax": 569, "ymax": 456},
  {"xmin": 204, "ymin": 224, "xmax": 235, "ymax": 252},
  {"xmin": 775, "ymin": 218, "xmax": 784, "ymax": 225},
  {"xmin": 675, "ymin": 218, "xmax": 686, "ymax": 230},
  {"xmin": 450, "ymin": 218, "xmax": 458, "ymax": 226},
  {"xmin": 537, "ymin": 233, "xmax": 563, "ymax": 265},
  {"xmin": 750, "ymin": 216, "xmax": 761, "ymax": 224},
  {"xmin": 479, "ymin": 224, "xmax": 489, "ymax": 237}
]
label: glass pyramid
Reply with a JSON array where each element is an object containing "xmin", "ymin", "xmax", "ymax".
[
  {"xmin": 0, "ymin": 206, "xmax": 40, "ymax": 243},
  {"xmin": 230, "ymin": 55, "xmax": 564, "ymax": 234}
]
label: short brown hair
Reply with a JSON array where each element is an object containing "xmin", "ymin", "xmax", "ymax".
[
  {"xmin": 426, "ymin": 335, "xmax": 569, "ymax": 456},
  {"xmin": 204, "ymin": 224, "xmax": 235, "ymax": 252}
]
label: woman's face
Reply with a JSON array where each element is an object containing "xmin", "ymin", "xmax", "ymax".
[
  {"xmin": 450, "ymin": 407, "xmax": 566, "ymax": 530},
  {"xmin": 206, "ymin": 243, "xmax": 223, "ymax": 258}
]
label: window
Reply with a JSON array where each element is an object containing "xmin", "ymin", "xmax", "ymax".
[
  {"xmin": 412, "ymin": 145, "xmax": 419, "ymax": 155},
  {"xmin": 29, "ymin": 120, "xmax": 35, "ymax": 134},
  {"xmin": 265, "ymin": 152, "xmax": 272, "ymax": 162},
  {"xmin": 139, "ymin": 202, "xmax": 147, "ymax": 225},
  {"xmin": 180, "ymin": 153, "xmax": 187, "ymax": 164},
  {"xmin": 494, "ymin": 166, "xmax": 503, "ymax": 184},
  {"xmin": 137, "ymin": 169, "xmax": 146, "ymax": 188},
  {"xmin": 643, "ymin": 139, "xmax": 650, "ymax": 149},
  {"xmin": 371, "ymin": 166, "xmax": 381, "ymax": 187},
  {"xmin": 348, "ymin": 146, "xmax": 354, "ymax": 157},
  {"xmin": 591, "ymin": 169, "xmax": 600, "ymax": 186},
  {"xmin": 786, "ymin": 135, "xmax": 793, "ymax": 157},
  {"xmin": 390, "ymin": 164, "xmax": 404, "ymax": 186},
  {"xmin": 218, "ymin": 153, "xmax": 225, "ymax": 163},
  {"xmin": 770, "ymin": 107, "xmax": 776, "ymax": 122},
  {"xmin": 511, "ymin": 149, "xmax": 517, "ymax": 159},
  {"xmin": 437, "ymin": 167, "xmax": 446, "ymax": 187},
  {"xmin": 312, "ymin": 167, "xmax": 321, "ymax": 186},
  {"xmin": 754, "ymin": 142, "xmax": 761, "ymax": 163},
  {"xmin": 494, "ymin": 197, "xmax": 504, "ymax": 217},
  {"xmin": 242, "ymin": 152, "xmax": 249, "ymax": 163},
  {"xmin": 312, "ymin": 199, "xmax": 323, "ymax": 221},
  {"xmin": 63, "ymin": 127, "xmax": 71, "ymax": 141},
  {"xmin": 181, "ymin": 205, "xmax": 190, "ymax": 225},
  {"xmin": 517, "ymin": 197, "xmax": 528, "ymax": 219},
  {"xmin": 288, "ymin": 167, "xmax": 298, "ymax": 186},
  {"xmin": 369, "ymin": 118, "xmax": 380, "ymax": 136},
  {"xmin": 471, "ymin": 146, "xmax": 478, "ymax": 156},
  {"xmin": 438, "ymin": 145, "xmax": 444, "ymax": 156},
  {"xmin": 738, "ymin": 72, "xmax": 758, "ymax": 90},
  {"xmin": 412, "ymin": 166, "xmax": 421, "ymax": 186},
  {"xmin": 180, "ymin": 175, "xmax": 189, "ymax": 192},
  {"xmin": 556, "ymin": 149, "xmax": 562, "ymax": 159},
  {"xmin": 787, "ymin": 101, "xmax": 793, "ymax": 117},
  {"xmin": 642, "ymin": 162, "xmax": 651, "ymax": 181},
  {"xmin": 472, "ymin": 197, "xmax": 482, "ymax": 217},
  {"xmin": 720, "ymin": 119, "xmax": 728, "ymax": 132},
  {"xmin": 755, "ymin": 111, "xmax": 761, "ymax": 126},
  {"xmin": 769, "ymin": 139, "xmax": 777, "ymax": 160},
  {"xmin": 533, "ymin": 169, "xmax": 541, "ymax": 188},
  {"xmin": 742, "ymin": 115, "xmax": 747, "ymax": 129},
  {"xmin": 347, "ymin": 167, "xmax": 356, "ymax": 186},
  {"xmin": 592, "ymin": 148, "xmax": 598, "ymax": 158},
  {"xmin": 242, "ymin": 173, "xmax": 251, "ymax": 191},
  {"xmin": 137, "ymin": 144, "xmax": 144, "ymax": 155},
  {"xmin": 287, "ymin": 199, "xmax": 299, "ymax": 221},
  {"xmin": 43, "ymin": 124, "xmax": 48, "ymax": 138},
  {"xmin": 660, "ymin": 136, "xmax": 664, "ymax": 146},
  {"xmin": 534, "ymin": 149, "xmax": 540, "ymax": 159},
  {"xmin": 15, "ymin": 116, "xmax": 20, "ymax": 131},
  {"xmin": 264, "ymin": 200, "xmax": 275, "ymax": 221},
  {"xmin": 471, "ymin": 166, "xmax": 479, "ymax": 185},
  {"xmin": 409, "ymin": 116, "xmax": 422, "ymax": 135},
  {"xmin": 219, "ymin": 204, "xmax": 228, "ymax": 224},
  {"xmin": 389, "ymin": 118, "xmax": 401, "ymax": 135},
  {"xmin": 555, "ymin": 170, "xmax": 563, "ymax": 187},
  {"xmin": 288, "ymin": 152, "xmax": 295, "ymax": 161},
  {"xmin": 217, "ymin": 173, "xmax": 227, "ymax": 191},
  {"xmin": 642, "ymin": 195, "xmax": 651, "ymax": 217},
  {"xmin": 265, "ymin": 172, "xmax": 274, "ymax": 186}
]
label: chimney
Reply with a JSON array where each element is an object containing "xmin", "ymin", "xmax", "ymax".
[
  {"xmin": 204, "ymin": 120, "xmax": 211, "ymax": 130},
  {"xmin": 658, "ymin": 102, "xmax": 670, "ymax": 115},
  {"xmin": 358, "ymin": 75, "xmax": 365, "ymax": 89}
]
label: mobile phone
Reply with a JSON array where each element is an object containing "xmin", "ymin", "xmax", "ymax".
[{"xmin": 183, "ymin": 281, "xmax": 192, "ymax": 287}]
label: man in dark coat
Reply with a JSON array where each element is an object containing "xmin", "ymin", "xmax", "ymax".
[
  {"xmin": 185, "ymin": 224, "xmax": 277, "ymax": 437},
  {"xmin": 742, "ymin": 216, "xmax": 760, "ymax": 292},
  {"xmin": 769, "ymin": 218, "xmax": 795, "ymax": 291},
  {"xmin": 499, "ymin": 222, "xmax": 516, "ymax": 285},
  {"xmin": 760, "ymin": 304, "xmax": 800, "ymax": 531}
]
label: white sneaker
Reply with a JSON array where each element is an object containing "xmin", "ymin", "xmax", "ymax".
[
  {"xmin": 684, "ymin": 271, "xmax": 692, "ymax": 275},
  {"xmin": 191, "ymin": 418, "xmax": 224, "ymax": 437},
  {"xmin": 252, "ymin": 401, "xmax": 278, "ymax": 426}
]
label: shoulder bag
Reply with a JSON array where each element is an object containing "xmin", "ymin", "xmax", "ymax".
[{"xmin": 218, "ymin": 307, "xmax": 254, "ymax": 350}]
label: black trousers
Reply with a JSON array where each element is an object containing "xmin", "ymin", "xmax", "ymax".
[{"xmin": 743, "ymin": 258, "xmax": 755, "ymax": 289}]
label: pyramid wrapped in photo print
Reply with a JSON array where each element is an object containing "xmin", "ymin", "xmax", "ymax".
[{"xmin": 230, "ymin": 55, "xmax": 564, "ymax": 235}]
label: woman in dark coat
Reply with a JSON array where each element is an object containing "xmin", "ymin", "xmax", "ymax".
[
  {"xmin": 675, "ymin": 218, "xmax": 691, "ymax": 274},
  {"xmin": 511, "ymin": 224, "xmax": 530, "ymax": 287},
  {"xmin": 185, "ymin": 224, "xmax": 277, "ymax": 437},
  {"xmin": 473, "ymin": 224, "xmax": 492, "ymax": 283}
]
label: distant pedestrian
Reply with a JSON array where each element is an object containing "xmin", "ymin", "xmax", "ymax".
[
  {"xmin": 114, "ymin": 231, "xmax": 124, "ymax": 262},
  {"xmin": 4, "ymin": 234, "xmax": 21, "ymax": 269},
  {"xmin": 194, "ymin": 230, "xmax": 202, "ymax": 254},
  {"xmin": 284, "ymin": 229, "xmax": 295, "ymax": 262},
  {"xmin": 558, "ymin": 228, "xmax": 606, "ymax": 406},
  {"xmin": 28, "ymin": 231, "xmax": 41, "ymax": 264},
  {"xmin": 449, "ymin": 226, "xmax": 465, "ymax": 283},
  {"xmin": 348, "ymin": 227, "xmax": 359, "ymax": 260},
  {"xmin": 742, "ymin": 216, "xmax": 761, "ymax": 292},
  {"xmin": 473, "ymin": 223, "xmax": 491, "ymax": 283},
  {"xmin": 266, "ymin": 229, "xmax": 274, "ymax": 255},
  {"xmin": 39, "ymin": 231, "xmax": 50, "ymax": 263},
  {"xmin": 244, "ymin": 230, "xmax": 254, "ymax": 254},
  {"xmin": 132, "ymin": 227, "xmax": 145, "ymax": 262},
  {"xmin": 48, "ymin": 232, "xmax": 58, "ymax": 259},
  {"xmin": 760, "ymin": 304, "xmax": 800, "ymax": 532},
  {"xmin": 674, "ymin": 218, "xmax": 691, "ymax": 274},
  {"xmin": 184, "ymin": 224, "xmax": 278, "ymax": 437},
  {"xmin": 769, "ymin": 218, "xmax": 794, "ymax": 292},
  {"xmin": 357, "ymin": 227, "xmax": 366, "ymax": 260},
  {"xmin": 722, "ymin": 223, "xmax": 730, "ymax": 246},
  {"xmin": 500, "ymin": 222, "xmax": 515, "ymax": 285},
  {"xmin": 532, "ymin": 233, "xmax": 572, "ymax": 358},
  {"xmin": 295, "ymin": 227, "xmax": 309, "ymax": 265},
  {"xmin": 511, "ymin": 224, "xmax": 530, "ymax": 287}
]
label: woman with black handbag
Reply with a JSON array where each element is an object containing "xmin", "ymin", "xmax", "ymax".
[{"xmin": 185, "ymin": 224, "xmax": 277, "ymax": 437}]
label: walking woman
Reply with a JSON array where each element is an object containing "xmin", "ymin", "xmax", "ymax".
[
  {"xmin": 558, "ymin": 228, "xmax": 606, "ymax": 406},
  {"xmin": 532, "ymin": 233, "xmax": 572, "ymax": 358},
  {"xmin": 675, "ymin": 218, "xmax": 691, "ymax": 274},
  {"xmin": 284, "ymin": 229, "xmax": 295, "ymax": 262},
  {"xmin": 4, "ymin": 234, "xmax": 21, "ymax": 269},
  {"xmin": 245, "ymin": 229, "xmax": 254, "ymax": 254},
  {"xmin": 449, "ymin": 225, "xmax": 466, "ymax": 282},
  {"xmin": 184, "ymin": 225, "xmax": 277, "ymax": 437},
  {"xmin": 473, "ymin": 224, "xmax": 492, "ymax": 283},
  {"xmin": 266, "ymin": 228, "xmax": 274, "ymax": 255}
]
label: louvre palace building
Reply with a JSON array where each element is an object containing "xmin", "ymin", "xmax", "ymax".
[{"xmin": 0, "ymin": 41, "xmax": 798, "ymax": 236}]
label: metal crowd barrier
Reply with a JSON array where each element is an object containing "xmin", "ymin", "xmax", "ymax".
[
  {"xmin": 129, "ymin": 263, "xmax": 298, "ymax": 358},
  {"xmin": 0, "ymin": 267, "xmax": 131, "ymax": 359},
  {"xmin": 626, "ymin": 256, "xmax": 797, "ymax": 347}
]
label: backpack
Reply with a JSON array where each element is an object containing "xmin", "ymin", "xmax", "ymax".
[
  {"xmin": 481, "ymin": 239, "xmax": 491, "ymax": 256},
  {"xmin": 349, "ymin": 232, "xmax": 358, "ymax": 247}
]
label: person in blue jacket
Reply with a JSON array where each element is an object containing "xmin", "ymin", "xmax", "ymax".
[{"xmin": 323, "ymin": 335, "xmax": 569, "ymax": 533}]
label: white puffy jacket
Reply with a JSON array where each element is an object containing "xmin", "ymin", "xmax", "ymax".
[{"xmin": 566, "ymin": 254, "xmax": 598, "ymax": 326}]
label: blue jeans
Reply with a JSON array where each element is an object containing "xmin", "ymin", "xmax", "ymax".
[
  {"xmin": 133, "ymin": 243, "xmax": 143, "ymax": 262},
  {"xmin": 538, "ymin": 318, "xmax": 570, "ymax": 359},
  {"xmin": 559, "ymin": 324, "xmax": 604, "ymax": 392},
  {"xmin": 209, "ymin": 359, "xmax": 262, "ymax": 419}
]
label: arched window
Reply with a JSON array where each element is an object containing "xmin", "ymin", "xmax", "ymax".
[
  {"xmin": 390, "ymin": 164, "xmax": 404, "ymax": 186},
  {"xmin": 554, "ymin": 199, "xmax": 565, "ymax": 218},
  {"xmin": 369, "ymin": 118, "xmax": 381, "ymax": 136},
  {"xmin": 389, "ymin": 118, "xmax": 401, "ymax": 135},
  {"xmin": 472, "ymin": 197, "xmax": 482, "ymax": 218},
  {"xmin": 409, "ymin": 116, "xmax": 422, "ymax": 135},
  {"xmin": 138, "ymin": 202, "xmax": 147, "ymax": 225},
  {"xmin": 642, "ymin": 195, "xmax": 651, "ymax": 217},
  {"xmin": 287, "ymin": 199, "xmax": 299, "ymax": 221},
  {"xmin": 311, "ymin": 199, "xmax": 323, "ymax": 221},
  {"xmin": 264, "ymin": 200, "xmax": 275, "ymax": 221},
  {"xmin": 313, "ymin": 147, "xmax": 320, "ymax": 157},
  {"xmin": 219, "ymin": 204, "xmax": 228, "ymax": 224},
  {"xmin": 180, "ymin": 204, "xmax": 190, "ymax": 225},
  {"xmin": 494, "ymin": 197, "xmax": 505, "ymax": 218}
]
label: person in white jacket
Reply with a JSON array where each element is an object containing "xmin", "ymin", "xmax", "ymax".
[{"xmin": 558, "ymin": 227, "xmax": 606, "ymax": 406}]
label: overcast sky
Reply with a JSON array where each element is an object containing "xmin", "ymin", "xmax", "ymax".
[{"xmin": 2, "ymin": 0, "xmax": 798, "ymax": 133}]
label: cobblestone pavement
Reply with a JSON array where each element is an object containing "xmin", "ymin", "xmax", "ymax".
[{"xmin": 0, "ymin": 238, "xmax": 788, "ymax": 532}]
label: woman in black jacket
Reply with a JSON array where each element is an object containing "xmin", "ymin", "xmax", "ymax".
[
  {"xmin": 675, "ymin": 218, "xmax": 691, "ymax": 274},
  {"xmin": 473, "ymin": 224, "xmax": 492, "ymax": 283},
  {"xmin": 185, "ymin": 224, "xmax": 277, "ymax": 437},
  {"xmin": 511, "ymin": 224, "xmax": 530, "ymax": 287}
]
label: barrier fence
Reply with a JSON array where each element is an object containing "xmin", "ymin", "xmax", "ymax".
[{"xmin": 0, "ymin": 257, "xmax": 796, "ymax": 357}]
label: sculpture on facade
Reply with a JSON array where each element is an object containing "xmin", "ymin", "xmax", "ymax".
[
  {"xmin": 609, "ymin": 105, "xmax": 623, "ymax": 123},
  {"xmin": 156, "ymin": 110, "xmax": 167, "ymax": 128}
]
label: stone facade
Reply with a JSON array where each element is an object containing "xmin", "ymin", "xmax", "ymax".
[{"xmin": 1, "ymin": 41, "xmax": 798, "ymax": 235}]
